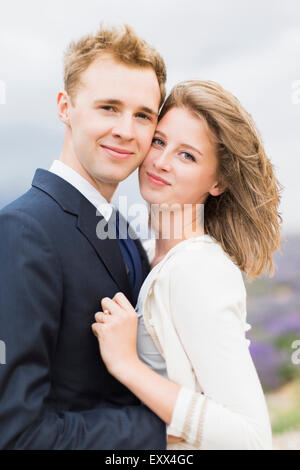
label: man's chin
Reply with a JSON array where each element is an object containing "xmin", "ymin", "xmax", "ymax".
[
  {"xmin": 92, "ymin": 162, "xmax": 141, "ymax": 187},
  {"xmin": 93, "ymin": 172, "xmax": 129, "ymax": 186}
]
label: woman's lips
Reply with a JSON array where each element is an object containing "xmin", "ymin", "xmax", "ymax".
[
  {"xmin": 101, "ymin": 144, "xmax": 134, "ymax": 160},
  {"xmin": 146, "ymin": 172, "xmax": 170, "ymax": 186}
]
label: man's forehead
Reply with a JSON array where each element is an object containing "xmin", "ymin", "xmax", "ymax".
[
  {"xmin": 79, "ymin": 56, "xmax": 161, "ymax": 107},
  {"xmin": 83, "ymin": 56, "xmax": 156, "ymax": 83}
]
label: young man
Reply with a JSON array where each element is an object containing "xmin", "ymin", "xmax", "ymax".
[{"xmin": 0, "ymin": 24, "xmax": 167, "ymax": 449}]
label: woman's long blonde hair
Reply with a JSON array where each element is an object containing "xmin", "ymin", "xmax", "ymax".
[{"xmin": 159, "ymin": 80, "xmax": 282, "ymax": 280}]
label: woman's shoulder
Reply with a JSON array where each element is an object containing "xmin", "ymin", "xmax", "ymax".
[
  {"xmin": 165, "ymin": 235, "xmax": 245, "ymax": 289},
  {"xmin": 169, "ymin": 235, "xmax": 235, "ymax": 265},
  {"xmin": 142, "ymin": 234, "xmax": 245, "ymax": 292}
]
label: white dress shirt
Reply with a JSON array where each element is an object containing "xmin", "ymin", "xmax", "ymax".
[
  {"xmin": 49, "ymin": 160, "xmax": 113, "ymax": 222},
  {"xmin": 138, "ymin": 235, "xmax": 273, "ymax": 450}
]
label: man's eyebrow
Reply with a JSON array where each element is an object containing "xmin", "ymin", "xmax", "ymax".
[
  {"xmin": 93, "ymin": 99, "xmax": 122, "ymax": 107},
  {"xmin": 154, "ymin": 130, "xmax": 203, "ymax": 156},
  {"xmin": 140, "ymin": 106, "xmax": 158, "ymax": 117},
  {"xmin": 93, "ymin": 99, "xmax": 158, "ymax": 116}
]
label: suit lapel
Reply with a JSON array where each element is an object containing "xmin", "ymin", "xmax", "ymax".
[
  {"xmin": 76, "ymin": 196, "xmax": 133, "ymax": 302},
  {"xmin": 118, "ymin": 210, "xmax": 151, "ymax": 282},
  {"xmin": 133, "ymin": 237, "xmax": 151, "ymax": 281},
  {"xmin": 32, "ymin": 169, "xmax": 133, "ymax": 302}
]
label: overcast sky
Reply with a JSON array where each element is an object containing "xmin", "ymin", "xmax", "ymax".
[{"xmin": 0, "ymin": 0, "xmax": 299, "ymax": 234}]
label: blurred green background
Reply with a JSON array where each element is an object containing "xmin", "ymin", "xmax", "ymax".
[{"xmin": 245, "ymin": 233, "xmax": 300, "ymax": 449}]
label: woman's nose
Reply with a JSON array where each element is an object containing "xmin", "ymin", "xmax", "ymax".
[{"xmin": 153, "ymin": 149, "xmax": 172, "ymax": 172}]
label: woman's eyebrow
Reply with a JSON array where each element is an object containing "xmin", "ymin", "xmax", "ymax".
[
  {"xmin": 154, "ymin": 130, "xmax": 167, "ymax": 138},
  {"xmin": 181, "ymin": 143, "xmax": 203, "ymax": 156},
  {"xmin": 154, "ymin": 130, "xmax": 203, "ymax": 156}
]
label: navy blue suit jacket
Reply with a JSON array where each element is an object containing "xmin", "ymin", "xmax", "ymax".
[{"xmin": 0, "ymin": 169, "xmax": 167, "ymax": 450}]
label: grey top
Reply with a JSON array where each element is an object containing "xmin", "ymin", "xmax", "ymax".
[{"xmin": 135, "ymin": 241, "xmax": 168, "ymax": 379}]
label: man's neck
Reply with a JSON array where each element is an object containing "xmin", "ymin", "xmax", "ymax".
[{"xmin": 58, "ymin": 154, "xmax": 117, "ymax": 203}]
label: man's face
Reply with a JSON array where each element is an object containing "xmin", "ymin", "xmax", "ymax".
[{"xmin": 61, "ymin": 54, "xmax": 161, "ymax": 198}]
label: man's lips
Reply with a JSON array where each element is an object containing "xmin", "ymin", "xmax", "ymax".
[
  {"xmin": 100, "ymin": 144, "xmax": 134, "ymax": 159},
  {"xmin": 146, "ymin": 171, "xmax": 171, "ymax": 186}
]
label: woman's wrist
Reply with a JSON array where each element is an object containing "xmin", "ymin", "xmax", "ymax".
[
  {"xmin": 109, "ymin": 356, "xmax": 142, "ymax": 384},
  {"xmin": 111, "ymin": 356, "xmax": 182, "ymax": 426}
]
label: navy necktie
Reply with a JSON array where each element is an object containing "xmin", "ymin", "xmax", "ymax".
[{"xmin": 114, "ymin": 210, "xmax": 144, "ymax": 306}]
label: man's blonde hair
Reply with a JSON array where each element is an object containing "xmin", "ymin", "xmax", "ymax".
[
  {"xmin": 63, "ymin": 23, "xmax": 167, "ymax": 107},
  {"xmin": 160, "ymin": 80, "xmax": 283, "ymax": 280}
]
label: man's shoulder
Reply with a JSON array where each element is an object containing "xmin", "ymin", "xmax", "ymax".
[
  {"xmin": 0, "ymin": 185, "xmax": 65, "ymax": 231},
  {"xmin": 2, "ymin": 184, "xmax": 50, "ymax": 210}
]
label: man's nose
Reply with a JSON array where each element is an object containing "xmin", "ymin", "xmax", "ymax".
[{"xmin": 112, "ymin": 114, "xmax": 135, "ymax": 140}]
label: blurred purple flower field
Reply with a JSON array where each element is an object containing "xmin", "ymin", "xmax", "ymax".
[{"xmin": 245, "ymin": 234, "xmax": 300, "ymax": 392}]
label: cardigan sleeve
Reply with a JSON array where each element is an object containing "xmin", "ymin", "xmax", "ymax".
[{"xmin": 166, "ymin": 246, "xmax": 273, "ymax": 450}]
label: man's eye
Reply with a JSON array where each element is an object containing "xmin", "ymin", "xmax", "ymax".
[
  {"xmin": 101, "ymin": 106, "xmax": 116, "ymax": 112},
  {"xmin": 181, "ymin": 152, "xmax": 195, "ymax": 162},
  {"xmin": 152, "ymin": 137, "xmax": 165, "ymax": 146},
  {"xmin": 136, "ymin": 113, "xmax": 151, "ymax": 121}
]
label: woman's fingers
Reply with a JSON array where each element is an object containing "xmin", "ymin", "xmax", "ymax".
[
  {"xmin": 91, "ymin": 321, "xmax": 102, "ymax": 338},
  {"xmin": 101, "ymin": 297, "xmax": 123, "ymax": 316},
  {"xmin": 95, "ymin": 311, "xmax": 107, "ymax": 323},
  {"xmin": 112, "ymin": 292, "xmax": 136, "ymax": 313}
]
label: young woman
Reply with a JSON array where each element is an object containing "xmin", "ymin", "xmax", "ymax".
[{"xmin": 91, "ymin": 80, "xmax": 282, "ymax": 450}]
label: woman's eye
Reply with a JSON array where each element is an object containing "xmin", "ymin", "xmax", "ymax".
[
  {"xmin": 181, "ymin": 152, "xmax": 195, "ymax": 162},
  {"xmin": 152, "ymin": 137, "xmax": 165, "ymax": 146}
]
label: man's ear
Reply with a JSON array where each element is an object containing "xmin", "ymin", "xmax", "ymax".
[
  {"xmin": 57, "ymin": 90, "xmax": 71, "ymax": 126},
  {"xmin": 209, "ymin": 181, "xmax": 227, "ymax": 197}
]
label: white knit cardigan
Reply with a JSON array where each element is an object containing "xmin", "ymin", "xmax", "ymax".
[{"xmin": 141, "ymin": 235, "xmax": 273, "ymax": 450}]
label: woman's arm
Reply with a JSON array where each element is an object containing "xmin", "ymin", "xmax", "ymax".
[
  {"xmin": 92, "ymin": 293, "xmax": 183, "ymax": 443},
  {"xmin": 112, "ymin": 356, "xmax": 181, "ymax": 428},
  {"xmin": 165, "ymin": 249, "xmax": 273, "ymax": 449},
  {"xmin": 92, "ymin": 246, "xmax": 273, "ymax": 450},
  {"xmin": 112, "ymin": 361, "xmax": 187, "ymax": 444}
]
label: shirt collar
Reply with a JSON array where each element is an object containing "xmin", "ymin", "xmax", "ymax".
[{"xmin": 49, "ymin": 160, "xmax": 113, "ymax": 222}]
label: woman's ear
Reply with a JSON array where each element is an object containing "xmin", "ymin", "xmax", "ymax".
[{"xmin": 209, "ymin": 181, "xmax": 227, "ymax": 197}]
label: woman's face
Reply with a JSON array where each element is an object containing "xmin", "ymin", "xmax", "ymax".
[{"xmin": 138, "ymin": 106, "xmax": 223, "ymax": 207}]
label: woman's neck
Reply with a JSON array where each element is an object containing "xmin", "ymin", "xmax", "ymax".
[{"xmin": 150, "ymin": 204, "xmax": 204, "ymax": 265}]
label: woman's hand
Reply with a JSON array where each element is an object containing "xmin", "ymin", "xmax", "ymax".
[
  {"xmin": 92, "ymin": 292, "xmax": 139, "ymax": 378},
  {"xmin": 167, "ymin": 435, "xmax": 184, "ymax": 444},
  {"xmin": 92, "ymin": 293, "xmax": 185, "ymax": 436}
]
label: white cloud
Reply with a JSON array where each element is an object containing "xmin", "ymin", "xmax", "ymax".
[{"xmin": 0, "ymin": 0, "xmax": 299, "ymax": 233}]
